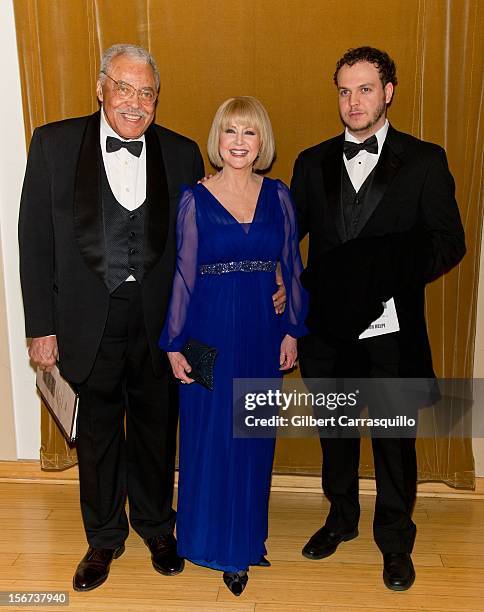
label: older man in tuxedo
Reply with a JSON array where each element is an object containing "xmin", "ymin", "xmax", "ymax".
[
  {"xmin": 18, "ymin": 44, "xmax": 206, "ymax": 591},
  {"xmin": 291, "ymin": 47, "xmax": 465, "ymax": 590}
]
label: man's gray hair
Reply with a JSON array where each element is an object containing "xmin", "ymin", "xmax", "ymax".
[{"xmin": 99, "ymin": 44, "xmax": 160, "ymax": 90}]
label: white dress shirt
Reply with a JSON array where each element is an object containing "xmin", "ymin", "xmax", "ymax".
[
  {"xmin": 100, "ymin": 108, "xmax": 146, "ymax": 211},
  {"xmin": 343, "ymin": 119, "xmax": 389, "ymax": 192}
]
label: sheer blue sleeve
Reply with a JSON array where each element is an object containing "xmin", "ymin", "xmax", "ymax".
[
  {"xmin": 159, "ymin": 188, "xmax": 198, "ymax": 352},
  {"xmin": 277, "ymin": 180, "xmax": 308, "ymax": 338}
]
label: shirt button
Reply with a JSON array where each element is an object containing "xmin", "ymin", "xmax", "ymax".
[
  {"xmin": 129, "ymin": 248, "xmax": 136, "ymax": 255},
  {"xmin": 129, "ymin": 213, "xmax": 137, "ymax": 220},
  {"xmin": 129, "ymin": 232, "xmax": 136, "ymax": 239},
  {"xmin": 129, "ymin": 266, "xmax": 136, "ymax": 272}
]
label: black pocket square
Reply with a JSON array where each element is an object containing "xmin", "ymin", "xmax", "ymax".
[{"xmin": 181, "ymin": 339, "xmax": 218, "ymax": 390}]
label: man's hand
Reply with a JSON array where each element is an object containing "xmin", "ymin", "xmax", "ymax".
[
  {"xmin": 197, "ymin": 174, "xmax": 214, "ymax": 184},
  {"xmin": 29, "ymin": 336, "xmax": 58, "ymax": 371},
  {"xmin": 167, "ymin": 351, "xmax": 195, "ymax": 384},
  {"xmin": 273, "ymin": 265, "xmax": 286, "ymax": 314}
]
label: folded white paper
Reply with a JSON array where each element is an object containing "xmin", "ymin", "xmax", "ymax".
[{"xmin": 358, "ymin": 297, "xmax": 400, "ymax": 340}]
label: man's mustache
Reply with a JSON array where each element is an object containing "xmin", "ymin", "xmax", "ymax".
[{"xmin": 115, "ymin": 107, "xmax": 148, "ymax": 118}]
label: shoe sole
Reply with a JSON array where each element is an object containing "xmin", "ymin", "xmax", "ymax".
[
  {"xmin": 383, "ymin": 571, "xmax": 416, "ymax": 591},
  {"xmin": 72, "ymin": 545, "xmax": 125, "ymax": 592},
  {"xmin": 152, "ymin": 558, "xmax": 185, "ymax": 576},
  {"xmin": 302, "ymin": 529, "xmax": 359, "ymax": 560}
]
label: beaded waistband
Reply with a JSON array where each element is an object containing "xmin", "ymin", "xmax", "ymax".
[{"xmin": 199, "ymin": 260, "xmax": 277, "ymax": 275}]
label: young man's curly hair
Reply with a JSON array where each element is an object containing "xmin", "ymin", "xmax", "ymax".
[{"xmin": 333, "ymin": 47, "xmax": 397, "ymax": 88}]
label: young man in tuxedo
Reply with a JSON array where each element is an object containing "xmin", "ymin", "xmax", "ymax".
[
  {"xmin": 291, "ymin": 47, "xmax": 465, "ymax": 590},
  {"xmin": 18, "ymin": 44, "xmax": 205, "ymax": 591}
]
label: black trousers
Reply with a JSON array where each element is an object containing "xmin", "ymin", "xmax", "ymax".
[
  {"xmin": 75, "ymin": 282, "xmax": 178, "ymax": 548},
  {"xmin": 299, "ymin": 334, "xmax": 417, "ymax": 554}
]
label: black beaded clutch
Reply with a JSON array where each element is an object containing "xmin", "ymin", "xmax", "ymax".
[{"xmin": 181, "ymin": 338, "xmax": 218, "ymax": 390}]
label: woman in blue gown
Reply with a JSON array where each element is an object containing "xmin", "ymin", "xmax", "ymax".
[{"xmin": 159, "ymin": 96, "xmax": 307, "ymax": 595}]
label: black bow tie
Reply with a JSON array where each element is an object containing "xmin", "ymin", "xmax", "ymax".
[
  {"xmin": 106, "ymin": 136, "xmax": 143, "ymax": 157},
  {"xmin": 343, "ymin": 135, "xmax": 378, "ymax": 160}
]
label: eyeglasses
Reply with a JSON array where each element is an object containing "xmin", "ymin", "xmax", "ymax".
[{"xmin": 100, "ymin": 71, "xmax": 157, "ymax": 105}]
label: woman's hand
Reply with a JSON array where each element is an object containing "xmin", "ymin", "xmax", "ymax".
[
  {"xmin": 279, "ymin": 335, "xmax": 297, "ymax": 371},
  {"xmin": 167, "ymin": 351, "xmax": 195, "ymax": 384}
]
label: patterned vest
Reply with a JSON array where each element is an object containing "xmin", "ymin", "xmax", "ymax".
[{"xmin": 101, "ymin": 163, "xmax": 146, "ymax": 293}]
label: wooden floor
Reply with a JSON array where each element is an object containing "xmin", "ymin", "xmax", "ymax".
[{"xmin": 0, "ymin": 481, "xmax": 483, "ymax": 611}]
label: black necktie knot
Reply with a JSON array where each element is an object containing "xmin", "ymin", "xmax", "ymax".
[
  {"xmin": 106, "ymin": 136, "xmax": 143, "ymax": 158},
  {"xmin": 343, "ymin": 135, "xmax": 378, "ymax": 160}
]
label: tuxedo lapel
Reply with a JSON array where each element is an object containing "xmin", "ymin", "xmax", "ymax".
[
  {"xmin": 143, "ymin": 126, "xmax": 170, "ymax": 275},
  {"xmin": 322, "ymin": 135, "xmax": 346, "ymax": 242},
  {"xmin": 73, "ymin": 112, "xmax": 105, "ymax": 282},
  {"xmin": 354, "ymin": 125, "xmax": 404, "ymax": 236}
]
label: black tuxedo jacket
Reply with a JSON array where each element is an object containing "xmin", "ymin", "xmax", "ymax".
[
  {"xmin": 291, "ymin": 125, "xmax": 466, "ymax": 377},
  {"xmin": 19, "ymin": 111, "xmax": 204, "ymax": 383}
]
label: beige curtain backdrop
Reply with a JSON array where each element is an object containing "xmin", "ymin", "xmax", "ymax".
[{"xmin": 13, "ymin": 0, "xmax": 483, "ymax": 485}]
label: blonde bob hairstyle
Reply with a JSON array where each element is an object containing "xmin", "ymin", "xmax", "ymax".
[{"xmin": 207, "ymin": 96, "xmax": 276, "ymax": 171}]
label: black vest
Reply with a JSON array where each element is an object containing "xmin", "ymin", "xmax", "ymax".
[
  {"xmin": 341, "ymin": 165, "xmax": 376, "ymax": 241},
  {"xmin": 101, "ymin": 163, "xmax": 146, "ymax": 293}
]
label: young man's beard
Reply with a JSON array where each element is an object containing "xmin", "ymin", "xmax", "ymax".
[{"xmin": 344, "ymin": 99, "xmax": 387, "ymax": 134}]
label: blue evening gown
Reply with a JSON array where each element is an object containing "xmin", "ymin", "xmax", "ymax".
[{"xmin": 159, "ymin": 177, "xmax": 307, "ymax": 572}]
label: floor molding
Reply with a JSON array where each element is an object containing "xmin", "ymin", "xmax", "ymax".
[
  {"xmin": 270, "ymin": 473, "xmax": 484, "ymax": 499},
  {"xmin": 1, "ymin": 460, "xmax": 483, "ymax": 499}
]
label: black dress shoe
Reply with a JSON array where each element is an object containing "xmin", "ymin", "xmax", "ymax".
[
  {"xmin": 383, "ymin": 553, "xmax": 415, "ymax": 591},
  {"xmin": 144, "ymin": 534, "xmax": 184, "ymax": 575},
  {"xmin": 257, "ymin": 555, "xmax": 271, "ymax": 567},
  {"xmin": 302, "ymin": 526, "xmax": 358, "ymax": 559},
  {"xmin": 223, "ymin": 570, "xmax": 248, "ymax": 596},
  {"xmin": 73, "ymin": 545, "xmax": 125, "ymax": 592}
]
